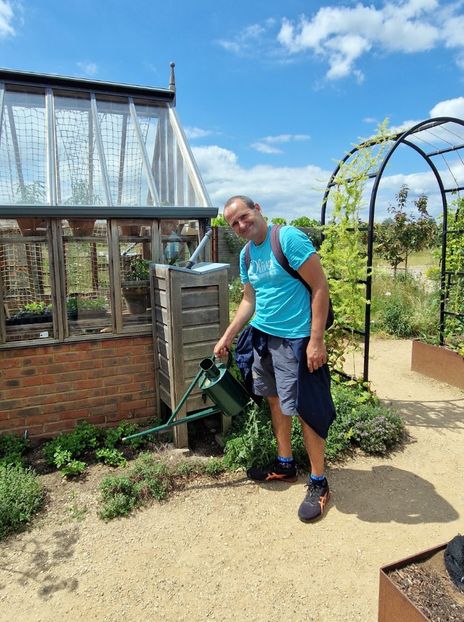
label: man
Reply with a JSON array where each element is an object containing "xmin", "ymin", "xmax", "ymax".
[{"xmin": 214, "ymin": 195, "xmax": 335, "ymax": 522}]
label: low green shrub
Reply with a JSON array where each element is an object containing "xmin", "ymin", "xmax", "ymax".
[
  {"xmin": 0, "ymin": 465, "xmax": 44, "ymax": 540},
  {"xmin": 43, "ymin": 421, "xmax": 102, "ymax": 466},
  {"xmin": 53, "ymin": 448, "xmax": 86, "ymax": 477},
  {"xmin": 96, "ymin": 448, "xmax": 127, "ymax": 467},
  {"xmin": 99, "ymin": 453, "xmax": 172, "ymax": 520},
  {"xmin": 371, "ymin": 271, "xmax": 439, "ymax": 339},
  {"xmin": 223, "ymin": 381, "xmax": 405, "ymax": 469},
  {"xmin": 0, "ymin": 433, "xmax": 28, "ymax": 467}
]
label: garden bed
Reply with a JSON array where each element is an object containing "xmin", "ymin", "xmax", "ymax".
[
  {"xmin": 380, "ymin": 543, "xmax": 464, "ymax": 621},
  {"xmin": 411, "ymin": 340, "xmax": 464, "ymax": 390}
]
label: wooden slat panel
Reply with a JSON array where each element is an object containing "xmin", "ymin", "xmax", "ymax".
[
  {"xmin": 181, "ymin": 307, "xmax": 219, "ymax": 327},
  {"xmin": 181, "ymin": 287, "xmax": 218, "ymax": 308},
  {"xmin": 182, "ymin": 323, "xmax": 221, "ymax": 344},
  {"xmin": 181, "ymin": 341, "xmax": 217, "ymax": 361}
]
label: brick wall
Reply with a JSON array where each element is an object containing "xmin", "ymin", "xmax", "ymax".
[{"xmin": 0, "ymin": 336, "xmax": 156, "ymax": 438}]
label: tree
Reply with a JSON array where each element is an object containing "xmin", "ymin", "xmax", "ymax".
[
  {"xmin": 271, "ymin": 217, "xmax": 287, "ymax": 225},
  {"xmin": 375, "ymin": 185, "xmax": 436, "ymax": 275}
]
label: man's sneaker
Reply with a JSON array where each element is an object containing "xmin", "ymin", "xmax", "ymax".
[
  {"xmin": 246, "ymin": 459, "xmax": 297, "ymax": 483},
  {"xmin": 298, "ymin": 478, "xmax": 330, "ymax": 522}
]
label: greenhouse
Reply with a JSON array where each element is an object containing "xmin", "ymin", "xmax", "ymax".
[{"xmin": 0, "ymin": 67, "xmax": 221, "ymax": 442}]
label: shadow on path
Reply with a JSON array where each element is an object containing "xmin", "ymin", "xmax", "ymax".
[
  {"xmin": 329, "ymin": 465, "xmax": 459, "ymax": 524},
  {"xmin": 387, "ymin": 397, "xmax": 464, "ymax": 429},
  {"xmin": 0, "ymin": 526, "xmax": 79, "ymax": 599}
]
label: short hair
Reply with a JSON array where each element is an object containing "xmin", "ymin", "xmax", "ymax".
[{"xmin": 224, "ymin": 195, "xmax": 255, "ymax": 211}]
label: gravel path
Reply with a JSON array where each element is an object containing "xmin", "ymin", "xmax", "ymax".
[{"xmin": 1, "ymin": 338, "xmax": 463, "ymax": 622}]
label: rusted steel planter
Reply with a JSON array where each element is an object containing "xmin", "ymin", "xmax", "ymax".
[
  {"xmin": 378, "ymin": 543, "xmax": 446, "ymax": 622},
  {"xmin": 411, "ymin": 340, "xmax": 464, "ymax": 390}
]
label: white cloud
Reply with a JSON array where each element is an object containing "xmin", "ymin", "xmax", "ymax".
[
  {"xmin": 430, "ymin": 96, "xmax": 464, "ymax": 118},
  {"xmin": 276, "ymin": 1, "xmax": 463, "ymax": 81},
  {"xmin": 250, "ymin": 133, "xmax": 311, "ymax": 154},
  {"xmin": 185, "ymin": 126, "xmax": 217, "ymax": 140},
  {"xmin": 251, "ymin": 142, "xmax": 283, "ymax": 154},
  {"xmin": 192, "ymin": 144, "xmax": 330, "ymax": 221},
  {"xmin": 0, "ymin": 0, "xmax": 16, "ymax": 38},
  {"xmin": 216, "ymin": 22, "xmax": 268, "ymax": 55},
  {"xmin": 77, "ymin": 61, "xmax": 98, "ymax": 77}
]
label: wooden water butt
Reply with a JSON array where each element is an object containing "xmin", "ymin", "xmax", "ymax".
[{"xmin": 151, "ymin": 262, "xmax": 231, "ymax": 448}]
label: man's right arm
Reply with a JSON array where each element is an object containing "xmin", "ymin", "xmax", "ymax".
[{"xmin": 213, "ymin": 283, "xmax": 255, "ymax": 358}]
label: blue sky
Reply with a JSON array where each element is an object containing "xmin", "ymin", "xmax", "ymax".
[{"xmin": 1, "ymin": 0, "xmax": 464, "ymax": 221}]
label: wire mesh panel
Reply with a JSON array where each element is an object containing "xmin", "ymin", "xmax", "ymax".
[
  {"xmin": 118, "ymin": 221, "xmax": 152, "ymax": 329},
  {"xmin": 62, "ymin": 218, "xmax": 112, "ymax": 336},
  {"xmin": 0, "ymin": 218, "xmax": 54, "ymax": 342},
  {"xmin": 0, "ymin": 90, "xmax": 47, "ymax": 206},
  {"xmin": 55, "ymin": 95, "xmax": 106, "ymax": 207}
]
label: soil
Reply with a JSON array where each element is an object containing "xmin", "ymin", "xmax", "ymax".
[
  {"xmin": 389, "ymin": 549, "xmax": 464, "ymax": 621},
  {"xmin": 1, "ymin": 337, "xmax": 464, "ymax": 622}
]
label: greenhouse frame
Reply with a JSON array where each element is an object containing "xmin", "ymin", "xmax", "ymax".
[{"xmin": 0, "ymin": 67, "xmax": 221, "ymax": 441}]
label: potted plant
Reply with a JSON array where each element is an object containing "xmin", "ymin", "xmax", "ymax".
[
  {"xmin": 121, "ymin": 257, "xmax": 150, "ymax": 314},
  {"xmin": 67, "ymin": 296, "xmax": 108, "ymax": 320},
  {"xmin": 6, "ymin": 302, "xmax": 53, "ymax": 325}
]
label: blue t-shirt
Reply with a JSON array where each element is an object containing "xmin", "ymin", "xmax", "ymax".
[{"xmin": 240, "ymin": 225, "xmax": 316, "ymax": 338}]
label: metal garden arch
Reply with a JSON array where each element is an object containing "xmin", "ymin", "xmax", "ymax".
[{"xmin": 321, "ymin": 117, "xmax": 464, "ymax": 382}]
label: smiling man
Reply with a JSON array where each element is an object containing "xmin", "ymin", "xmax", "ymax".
[{"xmin": 214, "ymin": 195, "xmax": 336, "ymax": 522}]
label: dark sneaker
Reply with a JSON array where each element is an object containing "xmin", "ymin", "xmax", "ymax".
[
  {"xmin": 298, "ymin": 478, "xmax": 330, "ymax": 522},
  {"xmin": 247, "ymin": 459, "xmax": 297, "ymax": 483}
]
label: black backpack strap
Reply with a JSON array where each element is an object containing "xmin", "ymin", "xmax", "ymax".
[
  {"xmin": 244, "ymin": 241, "xmax": 251, "ymax": 271},
  {"xmin": 271, "ymin": 225, "xmax": 312, "ymax": 292}
]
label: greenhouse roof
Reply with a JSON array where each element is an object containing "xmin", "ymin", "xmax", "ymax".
[{"xmin": 0, "ymin": 66, "xmax": 212, "ymax": 212}]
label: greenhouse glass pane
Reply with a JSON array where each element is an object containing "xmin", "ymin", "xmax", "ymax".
[
  {"xmin": 55, "ymin": 95, "xmax": 106, "ymax": 206},
  {"xmin": 0, "ymin": 90, "xmax": 47, "ymax": 205}
]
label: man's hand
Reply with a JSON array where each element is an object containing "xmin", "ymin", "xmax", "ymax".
[
  {"xmin": 213, "ymin": 336, "xmax": 232, "ymax": 360},
  {"xmin": 306, "ymin": 337, "xmax": 327, "ymax": 373}
]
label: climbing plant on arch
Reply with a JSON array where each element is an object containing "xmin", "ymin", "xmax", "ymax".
[{"xmin": 320, "ymin": 117, "xmax": 464, "ymax": 383}]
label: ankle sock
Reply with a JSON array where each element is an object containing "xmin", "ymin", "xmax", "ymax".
[
  {"xmin": 310, "ymin": 474, "xmax": 326, "ymax": 484},
  {"xmin": 277, "ymin": 456, "xmax": 295, "ymax": 469}
]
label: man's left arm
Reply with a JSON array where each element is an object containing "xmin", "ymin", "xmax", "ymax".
[{"xmin": 297, "ymin": 254, "xmax": 330, "ymax": 373}]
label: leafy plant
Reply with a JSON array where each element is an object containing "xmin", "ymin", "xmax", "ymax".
[
  {"xmin": 223, "ymin": 380, "xmax": 405, "ymax": 469},
  {"xmin": 22, "ymin": 301, "xmax": 50, "ymax": 314},
  {"xmin": 0, "ymin": 464, "xmax": 44, "ymax": 540},
  {"xmin": 96, "ymin": 448, "xmax": 127, "ymax": 468},
  {"xmin": 53, "ymin": 448, "xmax": 86, "ymax": 477},
  {"xmin": 319, "ymin": 120, "xmax": 393, "ymax": 371},
  {"xmin": 43, "ymin": 421, "xmax": 102, "ymax": 466},
  {"xmin": 0, "ymin": 434, "xmax": 28, "ymax": 467},
  {"xmin": 67, "ymin": 296, "xmax": 107, "ymax": 312},
  {"xmin": 124, "ymin": 257, "xmax": 150, "ymax": 281}
]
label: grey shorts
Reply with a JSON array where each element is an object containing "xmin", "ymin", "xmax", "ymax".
[{"xmin": 252, "ymin": 335, "xmax": 299, "ymax": 416}]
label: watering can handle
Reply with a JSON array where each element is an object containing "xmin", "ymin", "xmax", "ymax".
[{"xmin": 211, "ymin": 351, "xmax": 233, "ymax": 369}]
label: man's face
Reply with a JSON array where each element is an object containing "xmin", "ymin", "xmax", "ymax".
[{"xmin": 224, "ymin": 200, "xmax": 265, "ymax": 242}]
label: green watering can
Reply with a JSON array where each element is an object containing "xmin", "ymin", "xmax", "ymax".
[{"xmin": 123, "ymin": 356, "xmax": 251, "ymax": 442}]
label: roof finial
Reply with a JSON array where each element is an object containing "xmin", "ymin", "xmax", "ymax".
[{"xmin": 169, "ymin": 62, "xmax": 176, "ymax": 92}]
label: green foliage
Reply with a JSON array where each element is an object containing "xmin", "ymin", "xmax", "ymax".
[
  {"xmin": 371, "ymin": 271, "xmax": 439, "ymax": 338},
  {"xmin": 99, "ymin": 453, "xmax": 171, "ymax": 519},
  {"xmin": 290, "ymin": 216, "xmax": 320, "ymax": 228},
  {"xmin": 0, "ymin": 465, "xmax": 44, "ymax": 540},
  {"xmin": 105, "ymin": 421, "xmax": 155, "ymax": 449},
  {"xmin": 66, "ymin": 296, "xmax": 107, "ymax": 312},
  {"xmin": 43, "ymin": 421, "xmax": 102, "ymax": 466},
  {"xmin": 223, "ymin": 402, "xmax": 276, "ymax": 469},
  {"xmin": 442, "ymin": 197, "xmax": 464, "ymax": 354},
  {"xmin": 202, "ymin": 457, "xmax": 226, "ymax": 477},
  {"xmin": 271, "ymin": 217, "xmax": 287, "ymax": 225},
  {"xmin": 22, "ymin": 301, "xmax": 50, "ymax": 314},
  {"xmin": 53, "ymin": 448, "xmax": 87, "ymax": 477},
  {"xmin": 228, "ymin": 278, "xmax": 243, "ymax": 307},
  {"xmin": 212, "ymin": 214, "xmax": 228, "ymax": 227},
  {"xmin": 125, "ymin": 257, "xmax": 150, "ymax": 281},
  {"xmin": 0, "ymin": 434, "xmax": 28, "ymax": 467},
  {"xmin": 375, "ymin": 185, "xmax": 437, "ymax": 275},
  {"xmin": 320, "ymin": 121, "xmax": 393, "ymax": 371},
  {"xmin": 96, "ymin": 448, "xmax": 127, "ymax": 467},
  {"xmin": 223, "ymin": 381, "xmax": 405, "ymax": 469}
]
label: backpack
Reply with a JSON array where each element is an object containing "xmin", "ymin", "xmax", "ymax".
[{"xmin": 244, "ymin": 224, "xmax": 334, "ymax": 330}]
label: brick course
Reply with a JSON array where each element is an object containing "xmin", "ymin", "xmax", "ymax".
[{"xmin": 0, "ymin": 336, "xmax": 156, "ymax": 438}]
